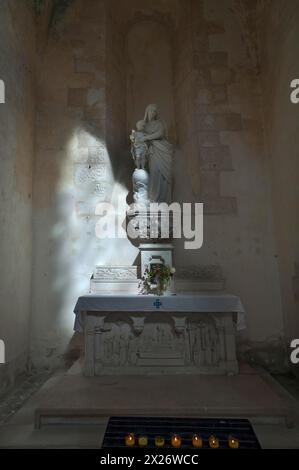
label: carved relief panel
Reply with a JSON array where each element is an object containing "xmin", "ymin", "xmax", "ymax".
[{"xmin": 85, "ymin": 312, "xmax": 231, "ymax": 375}]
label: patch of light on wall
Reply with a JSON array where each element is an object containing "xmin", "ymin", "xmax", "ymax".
[{"xmin": 51, "ymin": 127, "xmax": 136, "ymax": 332}]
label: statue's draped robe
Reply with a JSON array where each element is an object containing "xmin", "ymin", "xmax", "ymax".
[{"xmin": 145, "ymin": 120, "xmax": 173, "ymax": 204}]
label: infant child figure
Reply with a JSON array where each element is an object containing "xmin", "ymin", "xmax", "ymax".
[{"xmin": 130, "ymin": 120, "xmax": 148, "ymax": 170}]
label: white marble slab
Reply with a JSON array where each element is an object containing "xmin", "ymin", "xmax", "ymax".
[{"xmin": 74, "ymin": 293, "xmax": 246, "ymax": 332}]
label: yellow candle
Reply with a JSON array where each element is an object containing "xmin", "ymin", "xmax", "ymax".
[
  {"xmin": 192, "ymin": 434, "xmax": 203, "ymax": 448},
  {"xmin": 228, "ymin": 435, "xmax": 239, "ymax": 449},
  {"xmin": 138, "ymin": 436, "xmax": 148, "ymax": 447},
  {"xmin": 171, "ymin": 434, "xmax": 182, "ymax": 448},
  {"xmin": 155, "ymin": 436, "xmax": 165, "ymax": 447},
  {"xmin": 125, "ymin": 433, "xmax": 135, "ymax": 447},
  {"xmin": 209, "ymin": 435, "xmax": 220, "ymax": 449}
]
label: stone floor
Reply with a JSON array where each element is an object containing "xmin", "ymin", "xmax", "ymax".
[
  {"xmin": 0, "ymin": 372, "xmax": 51, "ymax": 426},
  {"xmin": 0, "ymin": 363, "xmax": 299, "ymax": 449},
  {"xmin": 274, "ymin": 373, "xmax": 299, "ymax": 402}
]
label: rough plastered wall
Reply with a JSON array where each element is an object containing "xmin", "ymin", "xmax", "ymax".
[
  {"xmin": 259, "ymin": 0, "xmax": 299, "ymax": 349},
  {"xmin": 174, "ymin": 0, "xmax": 285, "ymax": 369},
  {"xmin": 0, "ymin": 1, "xmax": 35, "ymax": 395},
  {"xmin": 31, "ymin": 0, "xmax": 137, "ymax": 369}
]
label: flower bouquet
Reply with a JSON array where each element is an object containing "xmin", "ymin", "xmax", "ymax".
[{"xmin": 139, "ymin": 264, "xmax": 176, "ymax": 295}]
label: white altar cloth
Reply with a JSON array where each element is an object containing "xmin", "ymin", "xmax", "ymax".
[{"xmin": 74, "ymin": 294, "xmax": 246, "ymax": 332}]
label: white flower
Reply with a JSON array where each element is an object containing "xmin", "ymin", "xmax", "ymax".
[{"xmin": 170, "ymin": 267, "xmax": 176, "ymax": 274}]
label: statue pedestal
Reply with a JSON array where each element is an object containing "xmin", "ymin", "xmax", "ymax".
[
  {"xmin": 139, "ymin": 243, "xmax": 174, "ymax": 278},
  {"xmin": 127, "ymin": 209, "xmax": 174, "ymax": 241}
]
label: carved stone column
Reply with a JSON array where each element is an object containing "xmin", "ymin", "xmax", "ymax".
[
  {"xmin": 223, "ymin": 313, "xmax": 238, "ymax": 375},
  {"xmin": 84, "ymin": 312, "xmax": 98, "ymax": 376}
]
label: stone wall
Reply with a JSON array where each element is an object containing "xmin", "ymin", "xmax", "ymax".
[
  {"xmin": 105, "ymin": 4, "xmax": 128, "ymax": 187},
  {"xmin": 126, "ymin": 16, "xmax": 175, "ymax": 140},
  {"xmin": 30, "ymin": 0, "xmax": 138, "ymax": 369},
  {"xmin": 173, "ymin": 0, "xmax": 284, "ymax": 369},
  {"xmin": 0, "ymin": 1, "xmax": 35, "ymax": 395},
  {"xmin": 174, "ymin": 0, "xmax": 238, "ymax": 214},
  {"xmin": 259, "ymin": 0, "xmax": 299, "ymax": 349}
]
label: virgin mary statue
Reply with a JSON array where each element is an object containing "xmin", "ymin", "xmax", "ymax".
[{"xmin": 142, "ymin": 104, "xmax": 173, "ymax": 204}]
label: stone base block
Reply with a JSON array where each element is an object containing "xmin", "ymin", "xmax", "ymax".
[
  {"xmin": 84, "ymin": 311, "xmax": 238, "ymax": 376},
  {"xmin": 90, "ymin": 280, "xmax": 139, "ymax": 294},
  {"xmin": 174, "ymin": 279, "xmax": 225, "ymax": 292},
  {"xmin": 90, "ymin": 266, "xmax": 138, "ymax": 294},
  {"xmin": 140, "ymin": 243, "xmax": 174, "ymax": 276}
]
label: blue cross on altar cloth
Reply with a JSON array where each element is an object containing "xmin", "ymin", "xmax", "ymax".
[
  {"xmin": 73, "ymin": 294, "xmax": 247, "ymax": 333},
  {"xmin": 153, "ymin": 298, "xmax": 162, "ymax": 309}
]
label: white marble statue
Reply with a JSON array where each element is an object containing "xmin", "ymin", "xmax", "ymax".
[
  {"xmin": 130, "ymin": 104, "xmax": 173, "ymax": 204},
  {"xmin": 130, "ymin": 120, "xmax": 148, "ymax": 170}
]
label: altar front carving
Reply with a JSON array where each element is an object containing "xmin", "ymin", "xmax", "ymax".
[
  {"xmin": 84, "ymin": 312, "xmax": 237, "ymax": 375},
  {"xmin": 75, "ymin": 294, "xmax": 244, "ymax": 377}
]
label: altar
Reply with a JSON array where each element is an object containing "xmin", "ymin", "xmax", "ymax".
[
  {"xmin": 72, "ymin": 103, "xmax": 246, "ymax": 378},
  {"xmin": 74, "ymin": 294, "xmax": 245, "ymax": 377}
]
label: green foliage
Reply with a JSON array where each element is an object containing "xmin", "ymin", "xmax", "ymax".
[{"xmin": 139, "ymin": 264, "xmax": 175, "ymax": 296}]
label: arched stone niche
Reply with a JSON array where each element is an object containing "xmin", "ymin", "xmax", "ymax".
[
  {"xmin": 105, "ymin": 4, "xmax": 178, "ymax": 184},
  {"xmin": 125, "ymin": 14, "xmax": 176, "ymax": 144}
]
